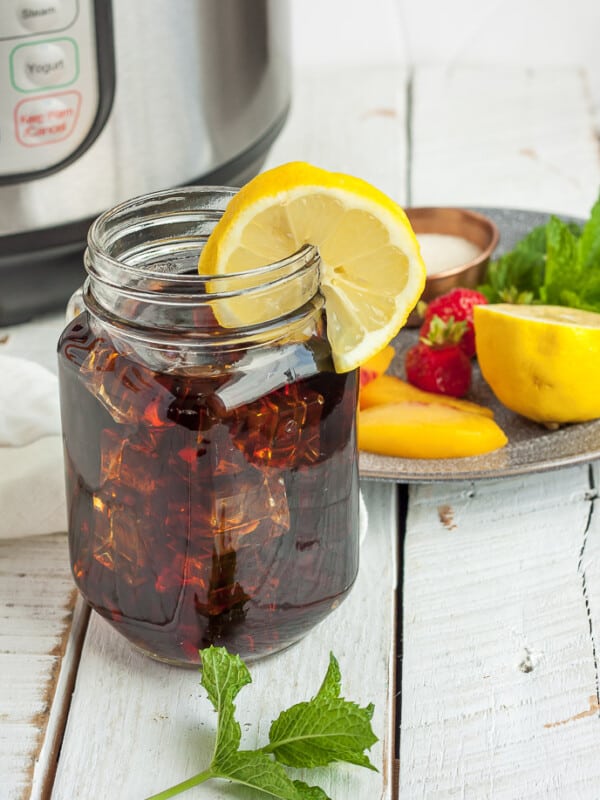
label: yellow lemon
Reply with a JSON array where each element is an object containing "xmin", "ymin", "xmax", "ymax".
[
  {"xmin": 474, "ymin": 303, "xmax": 600, "ymax": 424},
  {"xmin": 198, "ymin": 162, "xmax": 426, "ymax": 372}
]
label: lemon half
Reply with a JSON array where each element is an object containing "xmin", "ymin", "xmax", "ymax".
[
  {"xmin": 474, "ymin": 303, "xmax": 600, "ymax": 423},
  {"xmin": 198, "ymin": 162, "xmax": 426, "ymax": 372}
]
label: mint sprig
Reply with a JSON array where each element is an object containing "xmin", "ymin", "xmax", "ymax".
[
  {"xmin": 479, "ymin": 192, "xmax": 600, "ymax": 313},
  {"xmin": 146, "ymin": 647, "xmax": 377, "ymax": 800}
]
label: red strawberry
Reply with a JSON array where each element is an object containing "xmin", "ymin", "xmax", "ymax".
[
  {"xmin": 405, "ymin": 317, "xmax": 472, "ymax": 397},
  {"xmin": 420, "ymin": 288, "xmax": 488, "ymax": 358}
]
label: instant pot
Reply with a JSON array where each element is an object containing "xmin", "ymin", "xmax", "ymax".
[{"xmin": 0, "ymin": 0, "xmax": 291, "ymax": 324}]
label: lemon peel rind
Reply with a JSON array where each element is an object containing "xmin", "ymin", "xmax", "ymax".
[{"xmin": 474, "ymin": 303, "xmax": 600, "ymax": 424}]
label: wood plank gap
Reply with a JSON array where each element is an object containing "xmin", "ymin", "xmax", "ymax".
[
  {"xmin": 578, "ymin": 463, "xmax": 600, "ymax": 712},
  {"xmin": 393, "ymin": 482, "xmax": 409, "ymax": 800},
  {"xmin": 578, "ymin": 68, "xmax": 600, "ymax": 168},
  {"xmin": 30, "ymin": 596, "xmax": 90, "ymax": 800},
  {"xmin": 404, "ymin": 71, "xmax": 414, "ymax": 206}
]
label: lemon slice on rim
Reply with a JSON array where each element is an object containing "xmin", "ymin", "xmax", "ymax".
[
  {"xmin": 474, "ymin": 303, "xmax": 600, "ymax": 423},
  {"xmin": 198, "ymin": 161, "xmax": 426, "ymax": 372}
]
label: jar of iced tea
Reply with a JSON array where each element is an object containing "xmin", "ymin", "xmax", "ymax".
[{"xmin": 57, "ymin": 187, "xmax": 359, "ymax": 666}]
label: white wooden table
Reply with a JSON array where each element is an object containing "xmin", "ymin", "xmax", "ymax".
[{"xmin": 2, "ymin": 62, "xmax": 600, "ymax": 799}]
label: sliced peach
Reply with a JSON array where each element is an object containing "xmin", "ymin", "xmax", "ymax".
[
  {"xmin": 359, "ymin": 345, "xmax": 396, "ymax": 388},
  {"xmin": 358, "ymin": 401, "xmax": 507, "ymax": 459},
  {"xmin": 359, "ymin": 373, "xmax": 494, "ymax": 418}
]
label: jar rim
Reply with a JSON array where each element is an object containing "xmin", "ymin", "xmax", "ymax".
[
  {"xmin": 82, "ymin": 185, "xmax": 324, "ymax": 349},
  {"xmin": 86, "ymin": 185, "xmax": 319, "ymax": 291}
]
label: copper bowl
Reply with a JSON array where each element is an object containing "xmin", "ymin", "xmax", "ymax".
[{"xmin": 405, "ymin": 207, "xmax": 499, "ymax": 326}]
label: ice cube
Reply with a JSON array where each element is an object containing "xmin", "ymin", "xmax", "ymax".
[
  {"xmin": 80, "ymin": 343, "xmax": 174, "ymax": 426},
  {"xmin": 234, "ymin": 383, "xmax": 325, "ymax": 468},
  {"xmin": 192, "ymin": 463, "xmax": 290, "ymax": 548}
]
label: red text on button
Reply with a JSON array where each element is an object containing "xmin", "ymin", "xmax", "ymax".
[{"xmin": 14, "ymin": 91, "xmax": 81, "ymax": 146}]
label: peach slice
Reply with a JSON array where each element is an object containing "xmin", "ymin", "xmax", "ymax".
[
  {"xmin": 358, "ymin": 345, "xmax": 396, "ymax": 388},
  {"xmin": 359, "ymin": 373, "xmax": 493, "ymax": 417},
  {"xmin": 358, "ymin": 401, "xmax": 507, "ymax": 459}
]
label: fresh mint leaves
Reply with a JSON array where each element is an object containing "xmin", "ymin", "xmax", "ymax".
[
  {"xmin": 479, "ymin": 193, "xmax": 600, "ymax": 312},
  {"xmin": 146, "ymin": 647, "xmax": 377, "ymax": 800},
  {"xmin": 479, "ymin": 222, "xmax": 549, "ymax": 304},
  {"xmin": 263, "ymin": 651, "xmax": 376, "ymax": 771}
]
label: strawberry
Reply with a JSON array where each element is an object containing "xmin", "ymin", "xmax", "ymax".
[
  {"xmin": 420, "ymin": 288, "xmax": 488, "ymax": 358},
  {"xmin": 405, "ymin": 316, "xmax": 472, "ymax": 397}
]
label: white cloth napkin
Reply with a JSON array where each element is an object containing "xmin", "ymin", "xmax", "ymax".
[
  {"xmin": 0, "ymin": 354, "xmax": 61, "ymax": 446},
  {"xmin": 0, "ymin": 354, "xmax": 67, "ymax": 538}
]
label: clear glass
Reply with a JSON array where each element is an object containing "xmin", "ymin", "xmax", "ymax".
[{"xmin": 57, "ymin": 187, "xmax": 359, "ymax": 667}]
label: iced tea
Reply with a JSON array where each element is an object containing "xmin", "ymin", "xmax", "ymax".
[
  {"xmin": 57, "ymin": 186, "xmax": 359, "ymax": 666},
  {"xmin": 58, "ymin": 315, "xmax": 358, "ymax": 664}
]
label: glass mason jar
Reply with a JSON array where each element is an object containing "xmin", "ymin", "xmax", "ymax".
[{"xmin": 57, "ymin": 187, "xmax": 359, "ymax": 667}]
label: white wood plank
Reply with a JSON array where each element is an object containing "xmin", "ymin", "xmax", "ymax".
[
  {"xmin": 410, "ymin": 65, "xmax": 600, "ymax": 217},
  {"xmin": 404, "ymin": 60, "xmax": 600, "ymax": 799},
  {"xmin": 51, "ymin": 481, "xmax": 397, "ymax": 799},
  {"xmin": 290, "ymin": 0, "xmax": 403, "ymax": 68},
  {"xmin": 263, "ymin": 64, "xmax": 409, "ymax": 205},
  {"xmin": 400, "ymin": 464, "xmax": 600, "ymax": 799},
  {"xmin": 0, "ymin": 533, "xmax": 84, "ymax": 800},
  {"xmin": 291, "ymin": 0, "xmax": 600, "ymax": 78},
  {"xmin": 395, "ymin": 0, "xmax": 600, "ymax": 72}
]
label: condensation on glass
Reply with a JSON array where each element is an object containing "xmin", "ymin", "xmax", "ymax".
[{"xmin": 57, "ymin": 187, "xmax": 359, "ymax": 666}]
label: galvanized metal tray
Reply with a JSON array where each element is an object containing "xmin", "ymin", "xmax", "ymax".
[{"xmin": 359, "ymin": 207, "xmax": 600, "ymax": 482}]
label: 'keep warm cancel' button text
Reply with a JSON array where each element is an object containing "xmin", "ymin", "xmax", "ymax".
[{"xmin": 14, "ymin": 91, "xmax": 81, "ymax": 146}]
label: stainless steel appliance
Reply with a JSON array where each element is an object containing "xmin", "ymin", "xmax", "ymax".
[{"xmin": 0, "ymin": 0, "xmax": 291, "ymax": 323}]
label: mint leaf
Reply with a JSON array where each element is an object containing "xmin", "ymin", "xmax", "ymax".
[
  {"xmin": 540, "ymin": 216, "xmax": 580, "ymax": 305},
  {"xmin": 146, "ymin": 648, "xmax": 377, "ymax": 800},
  {"xmin": 201, "ymin": 646, "xmax": 251, "ymax": 760},
  {"xmin": 480, "ymin": 223, "xmax": 548, "ymax": 303},
  {"xmin": 265, "ymin": 698, "xmax": 377, "ymax": 771},
  {"xmin": 572, "ymin": 196, "xmax": 600, "ymax": 312},
  {"xmin": 579, "ymin": 193, "xmax": 600, "ymax": 271},
  {"xmin": 313, "ymin": 651, "xmax": 342, "ymax": 702},
  {"xmin": 291, "ymin": 782, "xmax": 331, "ymax": 800},
  {"xmin": 201, "ymin": 646, "xmax": 252, "ymax": 711},
  {"xmin": 539, "ymin": 214, "xmax": 600, "ymax": 312},
  {"xmin": 264, "ymin": 653, "xmax": 378, "ymax": 771},
  {"xmin": 212, "ymin": 751, "xmax": 330, "ymax": 799}
]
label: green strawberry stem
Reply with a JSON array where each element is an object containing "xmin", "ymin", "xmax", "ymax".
[{"xmin": 422, "ymin": 314, "xmax": 467, "ymax": 346}]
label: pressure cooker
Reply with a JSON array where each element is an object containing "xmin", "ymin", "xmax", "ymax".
[{"xmin": 0, "ymin": 0, "xmax": 291, "ymax": 324}]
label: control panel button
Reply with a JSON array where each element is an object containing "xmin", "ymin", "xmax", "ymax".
[
  {"xmin": 11, "ymin": 38, "xmax": 78, "ymax": 90},
  {"xmin": 14, "ymin": 91, "xmax": 81, "ymax": 146},
  {"xmin": 15, "ymin": 1, "xmax": 78, "ymax": 35},
  {"xmin": 0, "ymin": 0, "xmax": 101, "ymax": 177}
]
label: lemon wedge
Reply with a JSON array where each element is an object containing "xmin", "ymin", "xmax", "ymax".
[
  {"xmin": 198, "ymin": 162, "xmax": 426, "ymax": 372},
  {"xmin": 474, "ymin": 303, "xmax": 600, "ymax": 423}
]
